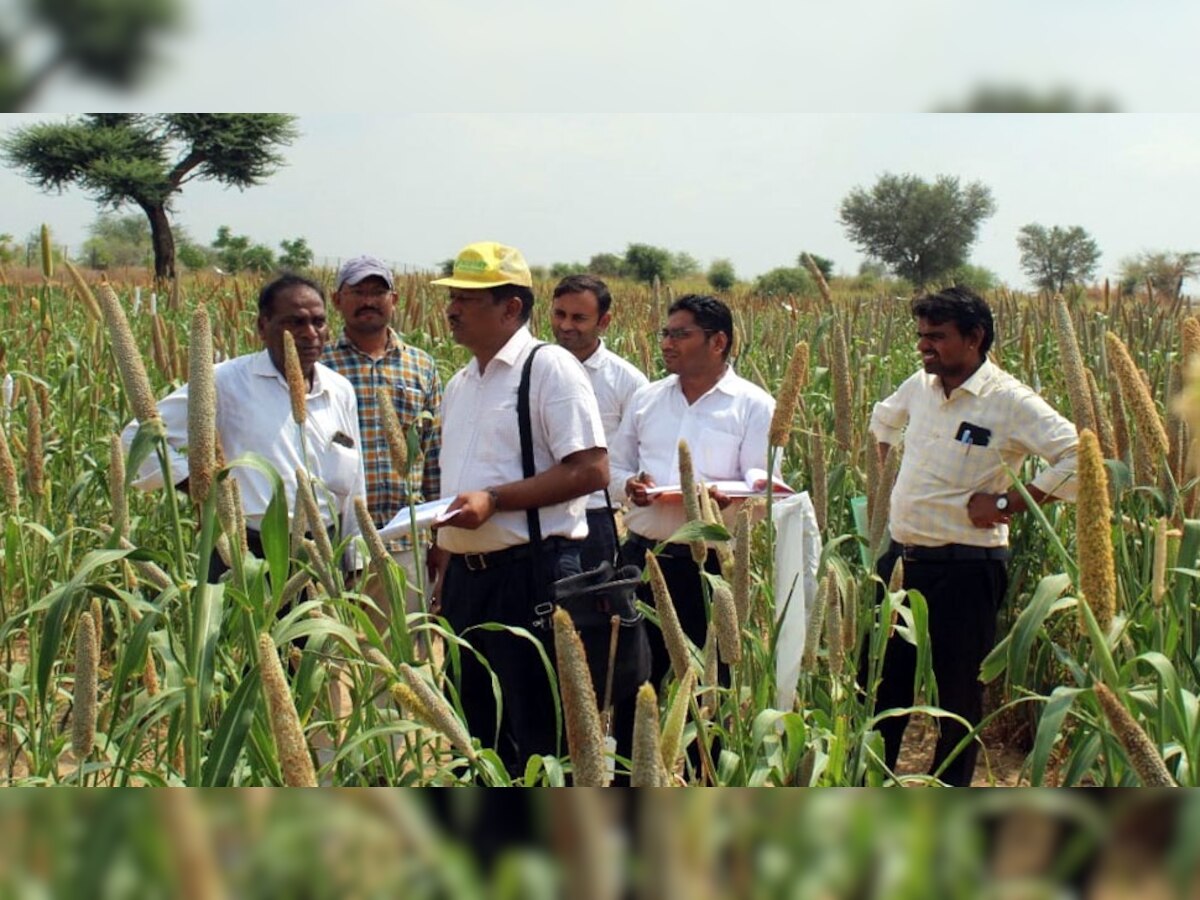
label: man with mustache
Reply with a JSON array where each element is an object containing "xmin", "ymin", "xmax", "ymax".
[
  {"xmin": 123, "ymin": 273, "xmax": 366, "ymax": 579},
  {"xmin": 866, "ymin": 285, "xmax": 1078, "ymax": 786},
  {"xmin": 431, "ymin": 241, "xmax": 608, "ymax": 773},
  {"xmin": 325, "ymin": 256, "xmax": 442, "ymax": 627}
]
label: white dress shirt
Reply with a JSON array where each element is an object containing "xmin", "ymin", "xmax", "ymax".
[
  {"xmin": 437, "ymin": 326, "xmax": 607, "ymax": 554},
  {"xmin": 580, "ymin": 340, "xmax": 648, "ymax": 511},
  {"xmin": 609, "ymin": 366, "xmax": 776, "ymax": 543},
  {"xmin": 869, "ymin": 359, "xmax": 1078, "ymax": 548},
  {"xmin": 122, "ymin": 350, "xmax": 366, "ymax": 544}
]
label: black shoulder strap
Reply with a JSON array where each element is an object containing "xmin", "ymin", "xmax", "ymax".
[{"xmin": 518, "ymin": 343, "xmax": 548, "ymax": 557}]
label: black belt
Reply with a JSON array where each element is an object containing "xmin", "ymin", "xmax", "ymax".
[
  {"xmin": 452, "ymin": 537, "xmax": 578, "ymax": 573},
  {"xmin": 891, "ymin": 541, "xmax": 1010, "ymax": 563},
  {"xmin": 626, "ymin": 531, "xmax": 696, "ymax": 561}
]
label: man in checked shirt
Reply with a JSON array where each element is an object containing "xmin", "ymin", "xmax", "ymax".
[
  {"xmin": 324, "ymin": 255, "xmax": 442, "ymax": 629},
  {"xmin": 865, "ymin": 285, "xmax": 1078, "ymax": 786}
]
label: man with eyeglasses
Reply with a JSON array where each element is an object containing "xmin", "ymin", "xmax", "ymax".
[
  {"xmin": 609, "ymin": 294, "xmax": 775, "ymax": 692},
  {"xmin": 550, "ymin": 274, "xmax": 648, "ymax": 569},
  {"xmin": 323, "ymin": 255, "xmax": 442, "ymax": 632}
]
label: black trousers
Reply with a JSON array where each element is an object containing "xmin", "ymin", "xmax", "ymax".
[
  {"xmin": 861, "ymin": 543, "xmax": 1007, "ymax": 786},
  {"xmin": 441, "ymin": 541, "xmax": 582, "ymax": 776},
  {"xmin": 580, "ymin": 508, "xmax": 619, "ymax": 571}
]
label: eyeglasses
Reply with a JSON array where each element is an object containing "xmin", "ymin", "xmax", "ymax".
[{"xmin": 659, "ymin": 327, "xmax": 714, "ymax": 341}]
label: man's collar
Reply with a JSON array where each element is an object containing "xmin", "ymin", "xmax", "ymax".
[
  {"xmin": 465, "ymin": 328, "xmax": 532, "ymax": 376},
  {"xmin": 671, "ymin": 364, "xmax": 737, "ymax": 399},
  {"xmin": 251, "ymin": 348, "xmax": 329, "ymax": 395},
  {"xmin": 488, "ymin": 325, "xmax": 536, "ymax": 370},
  {"xmin": 957, "ymin": 358, "xmax": 998, "ymax": 396},
  {"xmin": 335, "ymin": 327, "xmax": 402, "ymax": 354},
  {"xmin": 581, "ymin": 338, "xmax": 608, "ymax": 369},
  {"xmin": 932, "ymin": 358, "xmax": 996, "ymax": 397}
]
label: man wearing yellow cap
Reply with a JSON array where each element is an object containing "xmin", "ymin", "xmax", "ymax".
[{"xmin": 430, "ymin": 242, "xmax": 609, "ymax": 773}]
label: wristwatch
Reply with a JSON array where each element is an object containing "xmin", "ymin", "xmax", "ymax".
[{"xmin": 995, "ymin": 493, "xmax": 1010, "ymax": 512}]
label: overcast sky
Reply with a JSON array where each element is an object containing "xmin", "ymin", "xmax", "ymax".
[
  {"xmin": 3, "ymin": 112, "xmax": 1199, "ymax": 288},
  {"xmin": 31, "ymin": 1, "xmax": 1198, "ymax": 114}
]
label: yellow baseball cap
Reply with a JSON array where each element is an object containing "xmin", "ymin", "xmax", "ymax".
[{"xmin": 431, "ymin": 242, "xmax": 533, "ymax": 289}]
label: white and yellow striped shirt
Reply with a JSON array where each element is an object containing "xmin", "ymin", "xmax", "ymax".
[{"xmin": 870, "ymin": 360, "xmax": 1078, "ymax": 548}]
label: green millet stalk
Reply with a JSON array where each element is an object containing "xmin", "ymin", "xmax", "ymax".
[
  {"xmin": 1076, "ymin": 430, "xmax": 1116, "ymax": 634},
  {"xmin": 809, "ymin": 423, "xmax": 828, "ymax": 533},
  {"xmin": 1086, "ymin": 369, "xmax": 1117, "ymax": 461},
  {"xmin": 399, "ymin": 663, "xmax": 477, "ymax": 763},
  {"xmin": 1106, "ymin": 331, "xmax": 1169, "ymax": 471},
  {"xmin": 712, "ymin": 581, "xmax": 740, "ymax": 665},
  {"xmin": 802, "ymin": 573, "xmax": 830, "ymax": 671},
  {"xmin": 830, "ymin": 319, "xmax": 853, "ymax": 455},
  {"xmin": 1109, "ymin": 373, "xmax": 1131, "ymax": 464},
  {"xmin": 25, "ymin": 390, "xmax": 43, "ymax": 501},
  {"xmin": 677, "ymin": 439, "xmax": 707, "ymax": 564},
  {"xmin": 1152, "ymin": 517, "xmax": 1168, "ymax": 607},
  {"xmin": 61, "ymin": 257, "xmax": 103, "ymax": 322},
  {"xmin": 842, "ymin": 574, "xmax": 859, "ymax": 656},
  {"xmin": 824, "ymin": 575, "xmax": 844, "ymax": 674},
  {"xmin": 187, "ymin": 305, "xmax": 216, "ymax": 505},
  {"xmin": 377, "ymin": 386, "xmax": 408, "ymax": 475},
  {"xmin": 801, "ymin": 253, "xmax": 833, "ymax": 304},
  {"xmin": 1093, "ymin": 682, "xmax": 1176, "ymax": 787},
  {"xmin": 869, "ymin": 442, "xmax": 902, "ymax": 561},
  {"xmin": 283, "ymin": 331, "xmax": 306, "ymax": 427},
  {"xmin": 631, "ymin": 683, "xmax": 667, "ymax": 787},
  {"xmin": 732, "ymin": 506, "xmax": 752, "ymax": 625},
  {"xmin": 659, "ymin": 669, "xmax": 696, "ymax": 780},
  {"xmin": 1182, "ymin": 315, "xmax": 1200, "ymax": 365},
  {"xmin": 1052, "ymin": 296, "xmax": 1096, "ymax": 436},
  {"xmin": 39, "ymin": 224, "xmax": 53, "ymax": 280},
  {"xmin": 279, "ymin": 570, "xmax": 314, "ymax": 607},
  {"xmin": 0, "ymin": 423, "xmax": 20, "ymax": 511},
  {"xmin": 97, "ymin": 280, "xmax": 161, "ymax": 428},
  {"xmin": 768, "ymin": 342, "xmax": 808, "ymax": 448},
  {"xmin": 72, "ymin": 611, "xmax": 98, "ymax": 760},
  {"xmin": 109, "ymin": 434, "xmax": 127, "ymax": 539},
  {"xmin": 295, "ymin": 469, "xmax": 335, "ymax": 575},
  {"xmin": 646, "ymin": 551, "xmax": 692, "ymax": 682},
  {"xmin": 257, "ymin": 633, "xmax": 318, "ymax": 787},
  {"xmin": 553, "ymin": 608, "xmax": 608, "ymax": 787}
]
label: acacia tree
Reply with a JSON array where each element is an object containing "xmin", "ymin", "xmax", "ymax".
[
  {"xmin": 839, "ymin": 173, "xmax": 996, "ymax": 288},
  {"xmin": 1016, "ymin": 224, "xmax": 1101, "ymax": 293},
  {"xmin": 2, "ymin": 114, "xmax": 298, "ymax": 279}
]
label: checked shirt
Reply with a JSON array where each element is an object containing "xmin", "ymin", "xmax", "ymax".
[{"xmin": 323, "ymin": 328, "xmax": 442, "ymax": 551}]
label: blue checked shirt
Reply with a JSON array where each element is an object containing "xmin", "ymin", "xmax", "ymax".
[{"xmin": 323, "ymin": 329, "xmax": 442, "ymax": 551}]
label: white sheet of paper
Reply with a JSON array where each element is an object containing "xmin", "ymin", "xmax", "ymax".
[{"xmin": 378, "ymin": 499, "xmax": 460, "ymax": 540}]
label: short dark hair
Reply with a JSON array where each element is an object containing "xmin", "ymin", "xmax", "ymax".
[
  {"xmin": 492, "ymin": 283, "xmax": 536, "ymax": 324},
  {"xmin": 258, "ymin": 273, "xmax": 325, "ymax": 317},
  {"xmin": 552, "ymin": 274, "xmax": 612, "ymax": 317},
  {"xmin": 911, "ymin": 285, "xmax": 994, "ymax": 355},
  {"xmin": 668, "ymin": 294, "xmax": 734, "ymax": 360}
]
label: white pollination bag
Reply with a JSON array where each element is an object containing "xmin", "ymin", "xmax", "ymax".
[{"xmin": 772, "ymin": 491, "xmax": 822, "ymax": 711}]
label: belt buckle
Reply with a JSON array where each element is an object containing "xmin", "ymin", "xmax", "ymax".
[
  {"xmin": 463, "ymin": 552, "xmax": 488, "ymax": 572},
  {"xmin": 532, "ymin": 601, "xmax": 554, "ymax": 630},
  {"xmin": 901, "ymin": 544, "xmax": 917, "ymax": 563}
]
